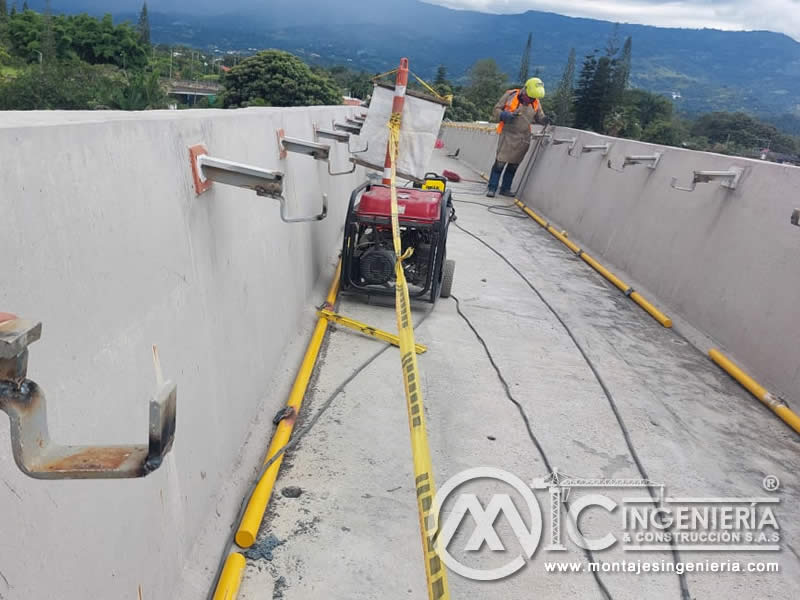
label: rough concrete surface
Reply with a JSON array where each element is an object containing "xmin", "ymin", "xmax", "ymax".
[
  {"xmin": 440, "ymin": 124, "xmax": 800, "ymax": 402},
  {"xmin": 240, "ymin": 150, "xmax": 800, "ymax": 599},
  {"xmin": 0, "ymin": 107, "xmax": 366, "ymax": 600}
]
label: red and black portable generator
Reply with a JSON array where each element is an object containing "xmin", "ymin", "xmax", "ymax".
[{"xmin": 340, "ymin": 177, "xmax": 456, "ymax": 303}]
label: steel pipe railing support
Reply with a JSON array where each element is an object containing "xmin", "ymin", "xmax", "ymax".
[
  {"xmin": 313, "ymin": 125, "xmax": 369, "ymax": 154},
  {"xmin": 0, "ymin": 318, "xmax": 177, "ymax": 479},
  {"xmin": 334, "ymin": 121, "xmax": 362, "ymax": 135},
  {"xmin": 279, "ymin": 130, "xmax": 357, "ymax": 177},
  {"xmin": 608, "ymin": 153, "xmax": 662, "ymax": 172},
  {"xmin": 190, "ymin": 146, "xmax": 327, "ymax": 222},
  {"xmin": 791, "ymin": 208, "xmax": 799, "ymax": 226},
  {"xmin": 277, "ymin": 130, "xmax": 331, "ymax": 161},
  {"xmin": 670, "ymin": 167, "xmax": 744, "ymax": 192},
  {"xmin": 551, "ymin": 137, "xmax": 577, "ymax": 153},
  {"xmin": 580, "ymin": 142, "xmax": 612, "ymax": 156}
]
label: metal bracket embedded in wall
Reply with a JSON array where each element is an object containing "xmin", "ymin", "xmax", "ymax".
[
  {"xmin": 278, "ymin": 130, "xmax": 355, "ymax": 176},
  {"xmin": 313, "ymin": 124, "xmax": 369, "ymax": 154},
  {"xmin": 345, "ymin": 117, "xmax": 364, "ymax": 128},
  {"xmin": 334, "ymin": 121, "xmax": 362, "ymax": 135},
  {"xmin": 552, "ymin": 137, "xmax": 577, "ymax": 153},
  {"xmin": 277, "ymin": 130, "xmax": 331, "ymax": 161},
  {"xmin": 189, "ymin": 145, "xmax": 326, "ymax": 222},
  {"xmin": 581, "ymin": 143, "xmax": 612, "ymax": 156},
  {"xmin": 531, "ymin": 132, "xmax": 552, "ymax": 144},
  {"xmin": 670, "ymin": 167, "xmax": 744, "ymax": 192},
  {"xmin": 0, "ymin": 318, "xmax": 177, "ymax": 479},
  {"xmin": 351, "ymin": 114, "xmax": 366, "ymax": 123},
  {"xmin": 608, "ymin": 152, "xmax": 662, "ymax": 172},
  {"xmin": 791, "ymin": 208, "xmax": 799, "ymax": 226}
]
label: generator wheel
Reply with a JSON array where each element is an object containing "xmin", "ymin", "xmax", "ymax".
[{"xmin": 440, "ymin": 259, "xmax": 456, "ymax": 298}]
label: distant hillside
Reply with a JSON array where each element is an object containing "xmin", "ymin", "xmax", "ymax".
[{"xmin": 47, "ymin": 0, "xmax": 800, "ymax": 117}]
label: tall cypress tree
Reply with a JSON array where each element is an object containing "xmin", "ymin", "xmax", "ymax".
[
  {"xmin": 589, "ymin": 56, "xmax": 614, "ymax": 131},
  {"xmin": 137, "ymin": 2, "xmax": 150, "ymax": 46},
  {"xmin": 553, "ymin": 48, "xmax": 576, "ymax": 126},
  {"xmin": 518, "ymin": 32, "xmax": 532, "ymax": 85},
  {"xmin": 573, "ymin": 53, "xmax": 597, "ymax": 129},
  {"xmin": 21, "ymin": 0, "xmax": 27, "ymax": 10},
  {"xmin": 1, "ymin": 0, "xmax": 7, "ymax": 19},
  {"xmin": 611, "ymin": 36, "xmax": 632, "ymax": 104},
  {"xmin": 9, "ymin": 1, "xmax": 16, "ymax": 17},
  {"xmin": 41, "ymin": 0, "xmax": 56, "ymax": 63},
  {"xmin": 434, "ymin": 64, "xmax": 447, "ymax": 86}
]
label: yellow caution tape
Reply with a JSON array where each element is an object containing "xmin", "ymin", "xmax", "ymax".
[
  {"xmin": 387, "ymin": 113, "xmax": 450, "ymax": 600},
  {"xmin": 410, "ymin": 71, "xmax": 453, "ymax": 105}
]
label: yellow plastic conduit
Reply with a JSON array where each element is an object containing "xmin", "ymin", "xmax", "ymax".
[
  {"xmin": 212, "ymin": 553, "xmax": 246, "ymax": 600},
  {"xmin": 514, "ymin": 199, "xmax": 672, "ymax": 328},
  {"xmin": 709, "ymin": 349, "xmax": 800, "ymax": 434},
  {"xmin": 235, "ymin": 261, "xmax": 342, "ymax": 548}
]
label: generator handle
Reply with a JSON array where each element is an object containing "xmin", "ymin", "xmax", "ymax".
[{"xmin": 347, "ymin": 180, "xmax": 373, "ymax": 215}]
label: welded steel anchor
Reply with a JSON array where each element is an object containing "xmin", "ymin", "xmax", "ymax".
[{"xmin": 0, "ymin": 318, "xmax": 177, "ymax": 479}]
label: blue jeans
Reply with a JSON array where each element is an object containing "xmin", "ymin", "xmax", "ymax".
[{"xmin": 488, "ymin": 160, "xmax": 518, "ymax": 192}]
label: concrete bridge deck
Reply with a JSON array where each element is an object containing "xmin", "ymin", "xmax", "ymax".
[
  {"xmin": 227, "ymin": 150, "xmax": 800, "ymax": 600},
  {"xmin": 2, "ymin": 109, "xmax": 797, "ymax": 600}
]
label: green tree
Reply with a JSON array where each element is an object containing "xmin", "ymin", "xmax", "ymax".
[
  {"xmin": 573, "ymin": 53, "xmax": 597, "ymax": 129},
  {"xmin": 610, "ymin": 36, "xmax": 632, "ymax": 105},
  {"xmin": 1, "ymin": 1, "xmax": 7, "ymax": 21},
  {"xmin": 434, "ymin": 64, "xmax": 447, "ymax": 87},
  {"xmin": 641, "ymin": 120, "xmax": 684, "ymax": 146},
  {"xmin": 465, "ymin": 58, "xmax": 508, "ymax": 119},
  {"xmin": 606, "ymin": 23, "xmax": 621, "ymax": 57},
  {"xmin": 603, "ymin": 105, "xmax": 641, "ymax": 139},
  {"xmin": 40, "ymin": 0, "xmax": 55, "ymax": 63},
  {"xmin": 21, "ymin": 0, "xmax": 27, "ymax": 10},
  {"xmin": 445, "ymin": 94, "xmax": 480, "ymax": 122},
  {"xmin": 9, "ymin": 2, "xmax": 15, "ymax": 17},
  {"xmin": 0, "ymin": 61, "xmax": 119, "ymax": 109},
  {"xmin": 518, "ymin": 32, "xmax": 531, "ymax": 85},
  {"xmin": 691, "ymin": 111, "xmax": 797, "ymax": 155},
  {"xmin": 137, "ymin": 2, "xmax": 150, "ymax": 46},
  {"xmin": 624, "ymin": 89, "xmax": 672, "ymax": 130},
  {"xmin": 550, "ymin": 47, "xmax": 576, "ymax": 126},
  {"xmin": 222, "ymin": 50, "xmax": 341, "ymax": 108},
  {"xmin": 110, "ymin": 69, "xmax": 167, "ymax": 110}
]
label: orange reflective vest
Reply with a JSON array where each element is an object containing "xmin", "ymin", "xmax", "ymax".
[{"xmin": 496, "ymin": 89, "xmax": 540, "ymax": 133}]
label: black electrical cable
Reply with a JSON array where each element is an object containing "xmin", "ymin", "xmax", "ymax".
[
  {"xmin": 206, "ymin": 308, "xmax": 433, "ymax": 600},
  {"xmin": 451, "ymin": 294, "xmax": 614, "ymax": 600},
  {"xmin": 451, "ymin": 197, "xmax": 528, "ymax": 219},
  {"xmin": 453, "ymin": 221, "xmax": 692, "ymax": 600}
]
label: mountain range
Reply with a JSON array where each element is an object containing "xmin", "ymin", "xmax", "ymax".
[{"xmin": 33, "ymin": 1, "xmax": 800, "ymax": 118}]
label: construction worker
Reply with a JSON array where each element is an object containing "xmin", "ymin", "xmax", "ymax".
[{"xmin": 487, "ymin": 77, "xmax": 548, "ymax": 197}]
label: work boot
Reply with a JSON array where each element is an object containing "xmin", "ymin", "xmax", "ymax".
[
  {"xmin": 486, "ymin": 188, "xmax": 496, "ymax": 198},
  {"xmin": 499, "ymin": 189, "xmax": 514, "ymax": 197}
]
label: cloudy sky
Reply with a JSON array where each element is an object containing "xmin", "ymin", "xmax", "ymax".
[{"xmin": 430, "ymin": 0, "xmax": 800, "ymax": 40}]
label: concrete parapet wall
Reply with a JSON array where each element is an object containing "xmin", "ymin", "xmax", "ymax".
[
  {"xmin": 0, "ymin": 107, "xmax": 364, "ymax": 599},
  {"xmin": 441, "ymin": 123, "xmax": 800, "ymax": 401}
]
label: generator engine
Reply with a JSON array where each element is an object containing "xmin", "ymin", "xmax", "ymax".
[{"xmin": 340, "ymin": 181, "xmax": 456, "ymax": 303}]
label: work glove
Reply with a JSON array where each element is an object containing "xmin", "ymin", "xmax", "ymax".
[{"xmin": 500, "ymin": 110, "xmax": 516, "ymax": 123}]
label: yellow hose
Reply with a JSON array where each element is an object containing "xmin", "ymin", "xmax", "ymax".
[
  {"xmin": 514, "ymin": 199, "xmax": 672, "ymax": 328},
  {"xmin": 235, "ymin": 261, "xmax": 342, "ymax": 548},
  {"xmin": 212, "ymin": 553, "xmax": 246, "ymax": 600},
  {"xmin": 709, "ymin": 349, "xmax": 800, "ymax": 434}
]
